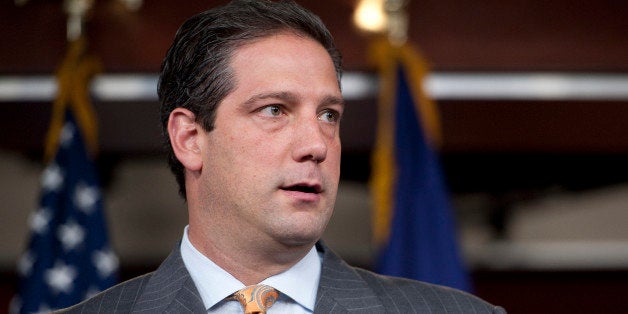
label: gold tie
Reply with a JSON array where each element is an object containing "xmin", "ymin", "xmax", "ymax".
[{"xmin": 232, "ymin": 284, "xmax": 279, "ymax": 314}]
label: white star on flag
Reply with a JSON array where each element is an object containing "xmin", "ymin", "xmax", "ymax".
[
  {"xmin": 17, "ymin": 251, "xmax": 35, "ymax": 277},
  {"xmin": 41, "ymin": 163, "xmax": 64, "ymax": 192},
  {"xmin": 44, "ymin": 261, "xmax": 77, "ymax": 294},
  {"xmin": 93, "ymin": 248, "xmax": 119, "ymax": 278},
  {"xmin": 57, "ymin": 220, "xmax": 86, "ymax": 251},
  {"xmin": 59, "ymin": 123, "xmax": 75, "ymax": 147},
  {"xmin": 9, "ymin": 296, "xmax": 22, "ymax": 314},
  {"xmin": 74, "ymin": 182, "xmax": 100, "ymax": 214},
  {"xmin": 34, "ymin": 304, "xmax": 51, "ymax": 314},
  {"xmin": 29, "ymin": 208, "xmax": 52, "ymax": 234},
  {"xmin": 84, "ymin": 285, "xmax": 101, "ymax": 299}
]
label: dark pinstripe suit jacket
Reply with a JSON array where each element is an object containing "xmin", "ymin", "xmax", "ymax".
[{"xmin": 59, "ymin": 242, "xmax": 505, "ymax": 313}]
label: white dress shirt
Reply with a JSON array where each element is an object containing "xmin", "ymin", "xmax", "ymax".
[{"xmin": 180, "ymin": 226, "xmax": 321, "ymax": 313}]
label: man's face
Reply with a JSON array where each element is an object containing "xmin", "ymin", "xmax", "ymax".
[{"xmin": 196, "ymin": 32, "xmax": 343, "ymax": 248}]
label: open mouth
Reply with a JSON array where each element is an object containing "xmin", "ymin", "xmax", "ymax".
[{"xmin": 281, "ymin": 184, "xmax": 321, "ymax": 194}]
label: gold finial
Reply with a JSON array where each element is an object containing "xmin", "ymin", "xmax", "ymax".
[
  {"xmin": 384, "ymin": 0, "xmax": 408, "ymax": 46},
  {"xmin": 64, "ymin": 0, "xmax": 94, "ymax": 41}
]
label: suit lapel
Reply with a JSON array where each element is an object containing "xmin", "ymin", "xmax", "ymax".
[
  {"xmin": 129, "ymin": 242, "xmax": 383, "ymax": 313},
  {"xmin": 132, "ymin": 244, "xmax": 206, "ymax": 313},
  {"xmin": 314, "ymin": 242, "xmax": 385, "ymax": 314}
]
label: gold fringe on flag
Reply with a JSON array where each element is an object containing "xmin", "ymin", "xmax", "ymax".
[{"xmin": 44, "ymin": 37, "xmax": 102, "ymax": 161}]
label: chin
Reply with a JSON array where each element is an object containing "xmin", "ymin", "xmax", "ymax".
[
  {"xmin": 276, "ymin": 230, "xmax": 320, "ymax": 247},
  {"xmin": 272, "ymin": 224, "xmax": 325, "ymax": 248},
  {"xmin": 269, "ymin": 207, "xmax": 333, "ymax": 247}
]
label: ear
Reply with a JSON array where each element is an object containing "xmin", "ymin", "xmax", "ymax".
[{"xmin": 168, "ymin": 108, "xmax": 203, "ymax": 172}]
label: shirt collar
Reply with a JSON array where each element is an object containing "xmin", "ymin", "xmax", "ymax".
[
  {"xmin": 180, "ymin": 226, "xmax": 243, "ymax": 310},
  {"xmin": 261, "ymin": 243, "xmax": 320, "ymax": 311},
  {"xmin": 180, "ymin": 226, "xmax": 321, "ymax": 311}
]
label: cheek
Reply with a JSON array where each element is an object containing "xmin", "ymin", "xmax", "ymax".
[
  {"xmin": 226, "ymin": 130, "xmax": 285, "ymax": 175},
  {"xmin": 327, "ymin": 141, "xmax": 342, "ymax": 170},
  {"xmin": 239, "ymin": 126, "xmax": 289, "ymax": 155}
]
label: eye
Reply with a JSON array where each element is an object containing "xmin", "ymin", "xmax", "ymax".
[
  {"xmin": 319, "ymin": 109, "xmax": 340, "ymax": 123},
  {"xmin": 259, "ymin": 105, "xmax": 282, "ymax": 117}
]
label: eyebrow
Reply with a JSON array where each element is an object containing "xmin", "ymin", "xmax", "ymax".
[
  {"xmin": 320, "ymin": 95, "xmax": 345, "ymax": 109},
  {"xmin": 243, "ymin": 91, "xmax": 299, "ymax": 106},
  {"xmin": 243, "ymin": 91, "xmax": 345, "ymax": 108}
]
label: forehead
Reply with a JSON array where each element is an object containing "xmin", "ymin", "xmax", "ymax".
[
  {"xmin": 224, "ymin": 32, "xmax": 342, "ymax": 100},
  {"xmin": 230, "ymin": 32, "xmax": 340, "ymax": 81}
]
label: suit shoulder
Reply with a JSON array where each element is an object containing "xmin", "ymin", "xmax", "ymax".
[
  {"xmin": 55, "ymin": 272, "xmax": 154, "ymax": 313},
  {"xmin": 352, "ymin": 268, "xmax": 505, "ymax": 313}
]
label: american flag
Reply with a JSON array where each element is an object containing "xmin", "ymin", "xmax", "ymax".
[{"xmin": 11, "ymin": 111, "xmax": 118, "ymax": 313}]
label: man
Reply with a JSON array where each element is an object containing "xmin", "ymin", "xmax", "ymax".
[{"xmin": 61, "ymin": 0, "xmax": 505, "ymax": 312}]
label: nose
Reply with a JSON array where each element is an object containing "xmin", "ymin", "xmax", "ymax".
[{"xmin": 291, "ymin": 118, "xmax": 328, "ymax": 163}]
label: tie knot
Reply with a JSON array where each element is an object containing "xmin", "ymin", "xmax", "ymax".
[{"xmin": 232, "ymin": 284, "xmax": 279, "ymax": 314}]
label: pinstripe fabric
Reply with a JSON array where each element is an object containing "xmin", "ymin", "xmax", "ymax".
[
  {"xmin": 57, "ymin": 242, "xmax": 505, "ymax": 313},
  {"xmin": 314, "ymin": 242, "xmax": 505, "ymax": 314},
  {"xmin": 56, "ymin": 245, "xmax": 205, "ymax": 313}
]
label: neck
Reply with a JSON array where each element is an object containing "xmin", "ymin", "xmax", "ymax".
[{"xmin": 188, "ymin": 223, "xmax": 313, "ymax": 285}]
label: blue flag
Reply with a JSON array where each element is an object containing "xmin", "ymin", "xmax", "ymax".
[
  {"xmin": 12, "ymin": 111, "xmax": 118, "ymax": 313},
  {"xmin": 371, "ymin": 41, "xmax": 470, "ymax": 291}
]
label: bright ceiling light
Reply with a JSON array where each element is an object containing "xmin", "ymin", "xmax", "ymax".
[{"xmin": 353, "ymin": 0, "xmax": 387, "ymax": 33}]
